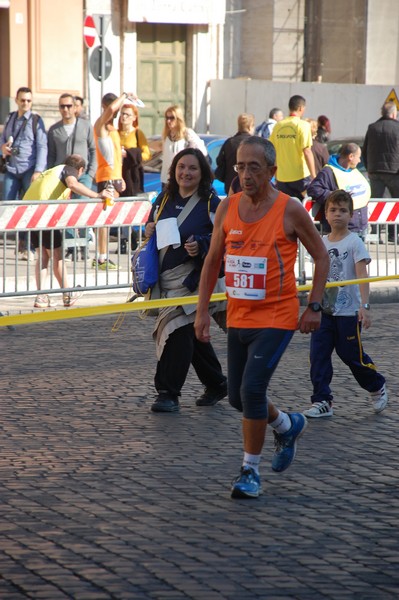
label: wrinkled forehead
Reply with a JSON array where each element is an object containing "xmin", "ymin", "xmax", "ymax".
[{"xmin": 237, "ymin": 143, "xmax": 263, "ymax": 163}]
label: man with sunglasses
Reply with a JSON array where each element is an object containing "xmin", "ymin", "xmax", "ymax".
[
  {"xmin": 0, "ymin": 87, "xmax": 47, "ymax": 259},
  {"xmin": 47, "ymin": 93, "xmax": 97, "ymax": 260}
]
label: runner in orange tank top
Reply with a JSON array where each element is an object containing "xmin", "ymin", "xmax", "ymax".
[
  {"xmin": 195, "ymin": 136, "xmax": 329, "ymax": 499},
  {"xmin": 93, "ymin": 92, "xmax": 136, "ymax": 270}
]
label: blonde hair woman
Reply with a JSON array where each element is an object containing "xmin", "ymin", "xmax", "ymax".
[{"xmin": 160, "ymin": 104, "xmax": 207, "ymax": 188}]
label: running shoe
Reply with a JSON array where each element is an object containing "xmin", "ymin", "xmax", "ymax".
[
  {"xmin": 303, "ymin": 400, "xmax": 333, "ymax": 418},
  {"xmin": 92, "ymin": 258, "xmax": 119, "ymax": 271},
  {"xmin": 272, "ymin": 413, "xmax": 307, "ymax": 473},
  {"xmin": 231, "ymin": 466, "xmax": 262, "ymax": 499},
  {"xmin": 63, "ymin": 286, "xmax": 83, "ymax": 307},
  {"xmin": 99, "ymin": 259, "xmax": 118, "ymax": 270},
  {"xmin": 34, "ymin": 294, "xmax": 57, "ymax": 309},
  {"xmin": 371, "ymin": 384, "xmax": 388, "ymax": 413}
]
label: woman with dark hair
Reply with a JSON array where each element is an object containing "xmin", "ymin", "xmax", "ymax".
[
  {"xmin": 316, "ymin": 115, "xmax": 331, "ymax": 144},
  {"xmin": 145, "ymin": 147, "xmax": 227, "ymax": 413}
]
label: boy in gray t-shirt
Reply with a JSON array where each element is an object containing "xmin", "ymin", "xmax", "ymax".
[{"xmin": 304, "ymin": 189, "xmax": 387, "ymax": 418}]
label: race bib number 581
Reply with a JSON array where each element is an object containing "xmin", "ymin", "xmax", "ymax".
[{"xmin": 225, "ymin": 254, "xmax": 267, "ymax": 300}]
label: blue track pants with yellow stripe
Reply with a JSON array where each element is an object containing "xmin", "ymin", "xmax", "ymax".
[{"xmin": 310, "ymin": 313, "xmax": 385, "ymax": 405}]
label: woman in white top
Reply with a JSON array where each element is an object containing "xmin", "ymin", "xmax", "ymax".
[{"xmin": 160, "ymin": 105, "xmax": 207, "ymax": 188}]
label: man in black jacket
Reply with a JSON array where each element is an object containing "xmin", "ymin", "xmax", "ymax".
[
  {"xmin": 215, "ymin": 113, "xmax": 255, "ymax": 195},
  {"xmin": 363, "ymin": 102, "xmax": 399, "ymax": 242}
]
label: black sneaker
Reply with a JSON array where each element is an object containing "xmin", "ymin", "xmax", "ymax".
[
  {"xmin": 151, "ymin": 393, "xmax": 179, "ymax": 413},
  {"xmin": 80, "ymin": 247, "xmax": 89, "ymax": 260},
  {"xmin": 64, "ymin": 249, "xmax": 75, "ymax": 261},
  {"xmin": 196, "ymin": 381, "xmax": 228, "ymax": 406},
  {"xmin": 119, "ymin": 239, "xmax": 128, "ymax": 254}
]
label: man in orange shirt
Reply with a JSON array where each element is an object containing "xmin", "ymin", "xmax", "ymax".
[{"xmin": 195, "ymin": 137, "xmax": 329, "ymax": 499}]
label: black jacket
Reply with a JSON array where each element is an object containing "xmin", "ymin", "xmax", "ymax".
[
  {"xmin": 215, "ymin": 131, "xmax": 252, "ymax": 194},
  {"xmin": 363, "ymin": 117, "xmax": 399, "ymax": 174},
  {"xmin": 121, "ymin": 147, "xmax": 144, "ymax": 197}
]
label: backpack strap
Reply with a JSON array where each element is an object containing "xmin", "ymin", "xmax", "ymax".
[
  {"xmin": 31, "ymin": 113, "xmax": 40, "ymax": 137},
  {"xmin": 3, "ymin": 111, "xmax": 17, "ymax": 139}
]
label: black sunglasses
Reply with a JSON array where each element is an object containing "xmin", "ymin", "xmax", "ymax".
[{"xmin": 59, "ymin": 104, "xmax": 73, "ymax": 109}]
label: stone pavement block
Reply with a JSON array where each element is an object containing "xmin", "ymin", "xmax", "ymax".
[{"xmin": 0, "ymin": 305, "xmax": 399, "ymax": 598}]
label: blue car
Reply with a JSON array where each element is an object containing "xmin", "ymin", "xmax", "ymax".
[{"xmin": 143, "ymin": 134, "xmax": 227, "ymax": 197}]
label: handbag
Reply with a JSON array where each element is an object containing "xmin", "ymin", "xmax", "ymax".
[
  {"xmin": 131, "ymin": 193, "xmax": 169, "ymax": 296},
  {"xmin": 131, "ymin": 232, "xmax": 159, "ymax": 295}
]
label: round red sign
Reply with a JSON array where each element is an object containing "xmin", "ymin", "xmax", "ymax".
[{"xmin": 83, "ymin": 15, "xmax": 96, "ymax": 49}]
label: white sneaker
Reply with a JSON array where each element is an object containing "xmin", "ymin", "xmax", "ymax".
[
  {"xmin": 63, "ymin": 286, "xmax": 83, "ymax": 307},
  {"xmin": 20, "ymin": 250, "xmax": 35, "ymax": 261},
  {"xmin": 34, "ymin": 294, "xmax": 57, "ymax": 309},
  {"xmin": 303, "ymin": 400, "xmax": 333, "ymax": 418},
  {"xmin": 371, "ymin": 384, "xmax": 388, "ymax": 413}
]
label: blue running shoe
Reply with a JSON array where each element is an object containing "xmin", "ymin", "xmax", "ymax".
[
  {"xmin": 271, "ymin": 413, "xmax": 307, "ymax": 473},
  {"xmin": 231, "ymin": 466, "xmax": 262, "ymax": 499}
]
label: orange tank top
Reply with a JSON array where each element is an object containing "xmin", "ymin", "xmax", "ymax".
[
  {"xmin": 223, "ymin": 192, "xmax": 299, "ymax": 329},
  {"xmin": 94, "ymin": 127, "xmax": 122, "ymax": 183}
]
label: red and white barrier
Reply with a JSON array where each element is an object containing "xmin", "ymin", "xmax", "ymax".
[
  {"xmin": 303, "ymin": 198, "xmax": 399, "ymax": 223},
  {"xmin": 0, "ymin": 199, "xmax": 152, "ymax": 230},
  {"xmin": 304, "ymin": 198, "xmax": 399, "ymax": 223}
]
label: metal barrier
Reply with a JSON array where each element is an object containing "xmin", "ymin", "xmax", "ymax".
[
  {"xmin": 0, "ymin": 196, "xmax": 153, "ymax": 298},
  {"xmin": 1, "ymin": 195, "xmax": 398, "ymax": 302},
  {"xmin": 299, "ymin": 197, "xmax": 399, "ymax": 285}
]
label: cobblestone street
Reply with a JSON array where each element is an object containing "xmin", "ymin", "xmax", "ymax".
[{"xmin": 0, "ymin": 303, "xmax": 398, "ymax": 599}]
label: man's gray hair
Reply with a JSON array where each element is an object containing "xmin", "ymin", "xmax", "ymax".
[
  {"xmin": 381, "ymin": 102, "xmax": 397, "ymax": 118},
  {"xmin": 238, "ymin": 136, "xmax": 276, "ymax": 166},
  {"xmin": 269, "ymin": 107, "xmax": 282, "ymax": 119}
]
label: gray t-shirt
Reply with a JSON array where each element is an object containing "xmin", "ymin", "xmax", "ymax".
[{"xmin": 323, "ymin": 232, "xmax": 370, "ymax": 316}]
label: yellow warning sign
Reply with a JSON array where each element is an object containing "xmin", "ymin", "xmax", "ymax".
[{"xmin": 385, "ymin": 88, "xmax": 399, "ymax": 109}]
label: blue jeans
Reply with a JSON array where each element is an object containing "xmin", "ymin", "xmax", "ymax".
[
  {"xmin": 227, "ymin": 328, "xmax": 294, "ymax": 419},
  {"xmin": 2, "ymin": 167, "xmax": 35, "ymax": 200},
  {"xmin": 3, "ymin": 168, "xmax": 35, "ymax": 249}
]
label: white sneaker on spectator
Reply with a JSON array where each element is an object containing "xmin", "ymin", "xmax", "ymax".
[
  {"xmin": 21, "ymin": 250, "xmax": 35, "ymax": 261},
  {"xmin": 34, "ymin": 294, "xmax": 57, "ymax": 309},
  {"xmin": 63, "ymin": 286, "xmax": 83, "ymax": 307},
  {"xmin": 371, "ymin": 384, "xmax": 388, "ymax": 413},
  {"xmin": 303, "ymin": 400, "xmax": 333, "ymax": 418}
]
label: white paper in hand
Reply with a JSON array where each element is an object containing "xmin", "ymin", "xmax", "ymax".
[
  {"xmin": 156, "ymin": 218, "xmax": 180, "ymax": 250},
  {"xmin": 131, "ymin": 97, "xmax": 145, "ymax": 108}
]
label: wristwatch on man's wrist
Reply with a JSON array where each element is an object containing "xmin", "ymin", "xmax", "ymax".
[
  {"xmin": 362, "ymin": 303, "xmax": 371, "ymax": 310},
  {"xmin": 308, "ymin": 302, "xmax": 322, "ymax": 312}
]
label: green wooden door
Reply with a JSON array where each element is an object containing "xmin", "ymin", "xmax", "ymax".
[{"xmin": 137, "ymin": 23, "xmax": 186, "ymax": 136}]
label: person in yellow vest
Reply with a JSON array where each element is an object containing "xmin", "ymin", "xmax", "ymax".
[
  {"xmin": 307, "ymin": 142, "xmax": 370, "ymax": 240},
  {"xmin": 93, "ymin": 92, "xmax": 137, "ymax": 269},
  {"xmin": 23, "ymin": 154, "xmax": 112, "ymax": 308}
]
